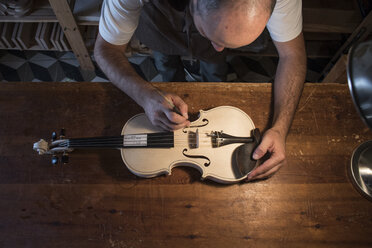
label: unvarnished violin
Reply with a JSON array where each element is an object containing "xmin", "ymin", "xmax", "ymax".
[{"xmin": 33, "ymin": 106, "xmax": 261, "ymax": 184}]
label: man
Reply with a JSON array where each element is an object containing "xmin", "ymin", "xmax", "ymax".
[{"xmin": 94, "ymin": 0, "xmax": 307, "ymax": 181}]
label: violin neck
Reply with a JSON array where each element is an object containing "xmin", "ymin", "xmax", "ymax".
[{"xmin": 65, "ymin": 132, "xmax": 174, "ymax": 149}]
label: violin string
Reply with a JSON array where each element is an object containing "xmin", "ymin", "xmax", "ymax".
[
  {"xmin": 59, "ymin": 138, "xmax": 238, "ymax": 147},
  {"xmin": 66, "ymin": 139, "xmax": 220, "ymax": 145},
  {"xmin": 67, "ymin": 139, "xmax": 219, "ymax": 143},
  {"xmin": 67, "ymin": 137, "xmax": 216, "ymax": 142},
  {"xmin": 67, "ymin": 135, "xmax": 222, "ymax": 141},
  {"xmin": 63, "ymin": 137, "xmax": 238, "ymax": 146},
  {"xmin": 65, "ymin": 136, "xmax": 218, "ymax": 144},
  {"xmin": 62, "ymin": 141, "xmax": 221, "ymax": 146},
  {"xmin": 59, "ymin": 140, "xmax": 222, "ymax": 148},
  {"xmin": 63, "ymin": 144, "xmax": 223, "ymax": 148},
  {"xmin": 66, "ymin": 142, "xmax": 218, "ymax": 147},
  {"xmin": 64, "ymin": 131, "xmax": 219, "ymax": 140}
]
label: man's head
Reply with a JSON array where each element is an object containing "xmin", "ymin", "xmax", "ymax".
[{"xmin": 191, "ymin": 0, "xmax": 276, "ymax": 51}]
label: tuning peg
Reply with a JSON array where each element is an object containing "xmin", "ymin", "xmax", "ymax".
[
  {"xmin": 60, "ymin": 128, "xmax": 66, "ymax": 138},
  {"xmin": 52, "ymin": 155, "xmax": 59, "ymax": 165},
  {"xmin": 52, "ymin": 131, "xmax": 57, "ymax": 141},
  {"xmin": 61, "ymin": 153, "xmax": 69, "ymax": 164}
]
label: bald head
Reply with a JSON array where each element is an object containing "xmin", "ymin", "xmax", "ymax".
[
  {"xmin": 191, "ymin": 0, "xmax": 275, "ymax": 51},
  {"xmin": 195, "ymin": 0, "xmax": 277, "ymax": 18}
]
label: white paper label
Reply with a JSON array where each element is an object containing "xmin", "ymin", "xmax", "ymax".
[{"xmin": 123, "ymin": 134, "xmax": 147, "ymax": 147}]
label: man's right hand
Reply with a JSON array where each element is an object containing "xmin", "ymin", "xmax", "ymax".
[
  {"xmin": 142, "ymin": 89, "xmax": 190, "ymax": 131},
  {"xmin": 94, "ymin": 34, "xmax": 189, "ymax": 131}
]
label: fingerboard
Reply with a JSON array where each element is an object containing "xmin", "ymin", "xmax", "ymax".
[{"xmin": 65, "ymin": 132, "xmax": 174, "ymax": 149}]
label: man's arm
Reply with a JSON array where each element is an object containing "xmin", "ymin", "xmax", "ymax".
[
  {"xmin": 94, "ymin": 33, "xmax": 189, "ymax": 130},
  {"xmin": 248, "ymin": 32, "xmax": 306, "ymax": 180}
]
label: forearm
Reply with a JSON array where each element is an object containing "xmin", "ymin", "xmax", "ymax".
[
  {"xmin": 248, "ymin": 34, "xmax": 306, "ymax": 180},
  {"xmin": 272, "ymin": 53, "xmax": 306, "ymax": 138},
  {"xmin": 94, "ymin": 34, "xmax": 189, "ymax": 130},
  {"xmin": 94, "ymin": 34, "xmax": 155, "ymax": 108}
]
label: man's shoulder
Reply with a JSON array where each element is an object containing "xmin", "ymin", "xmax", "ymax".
[
  {"xmin": 270, "ymin": 0, "xmax": 302, "ymax": 21},
  {"xmin": 267, "ymin": 0, "xmax": 302, "ymax": 42},
  {"xmin": 272, "ymin": 0, "xmax": 301, "ymax": 13}
]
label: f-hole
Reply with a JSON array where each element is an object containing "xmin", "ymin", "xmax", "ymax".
[
  {"xmin": 183, "ymin": 118, "xmax": 209, "ymax": 133},
  {"xmin": 182, "ymin": 148, "xmax": 211, "ymax": 167}
]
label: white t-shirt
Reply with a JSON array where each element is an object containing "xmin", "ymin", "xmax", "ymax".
[{"xmin": 99, "ymin": 0, "xmax": 302, "ymax": 46}]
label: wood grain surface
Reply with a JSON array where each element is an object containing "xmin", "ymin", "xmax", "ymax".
[{"xmin": 0, "ymin": 82, "xmax": 371, "ymax": 248}]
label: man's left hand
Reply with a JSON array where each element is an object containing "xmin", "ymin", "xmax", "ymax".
[{"xmin": 247, "ymin": 128, "xmax": 286, "ymax": 181}]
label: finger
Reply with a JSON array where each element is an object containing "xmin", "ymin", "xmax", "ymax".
[
  {"xmin": 254, "ymin": 167, "xmax": 279, "ymax": 180},
  {"xmin": 163, "ymin": 108, "xmax": 188, "ymax": 125},
  {"xmin": 165, "ymin": 120, "xmax": 190, "ymax": 130},
  {"xmin": 159, "ymin": 114, "xmax": 190, "ymax": 131},
  {"xmin": 252, "ymin": 136, "xmax": 272, "ymax": 160},
  {"xmin": 248, "ymin": 163, "xmax": 282, "ymax": 181},
  {"xmin": 170, "ymin": 94, "xmax": 188, "ymax": 119},
  {"xmin": 248, "ymin": 152, "xmax": 285, "ymax": 179}
]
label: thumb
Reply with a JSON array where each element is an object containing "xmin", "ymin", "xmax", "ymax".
[
  {"xmin": 171, "ymin": 95, "xmax": 188, "ymax": 119},
  {"xmin": 253, "ymin": 137, "xmax": 271, "ymax": 160}
]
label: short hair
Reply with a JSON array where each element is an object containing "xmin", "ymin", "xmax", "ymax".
[{"xmin": 195, "ymin": 0, "xmax": 277, "ymax": 17}]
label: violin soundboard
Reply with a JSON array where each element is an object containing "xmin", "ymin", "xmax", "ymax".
[{"xmin": 121, "ymin": 106, "xmax": 255, "ymax": 184}]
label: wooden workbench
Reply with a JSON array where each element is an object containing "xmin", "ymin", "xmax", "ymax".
[{"xmin": 0, "ymin": 82, "xmax": 371, "ymax": 247}]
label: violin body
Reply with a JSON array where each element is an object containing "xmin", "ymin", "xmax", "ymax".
[
  {"xmin": 121, "ymin": 106, "xmax": 255, "ymax": 183},
  {"xmin": 34, "ymin": 106, "xmax": 258, "ymax": 184}
]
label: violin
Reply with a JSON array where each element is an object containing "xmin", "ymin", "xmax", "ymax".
[{"xmin": 33, "ymin": 106, "xmax": 261, "ymax": 184}]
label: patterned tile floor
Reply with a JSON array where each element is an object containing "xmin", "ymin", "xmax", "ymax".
[
  {"xmin": 0, "ymin": 50, "xmax": 106, "ymax": 82},
  {"xmin": 0, "ymin": 50, "xmax": 328, "ymax": 82}
]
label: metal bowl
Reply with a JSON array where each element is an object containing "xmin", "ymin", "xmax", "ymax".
[
  {"xmin": 347, "ymin": 39, "xmax": 372, "ymax": 130},
  {"xmin": 350, "ymin": 140, "xmax": 372, "ymax": 200}
]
